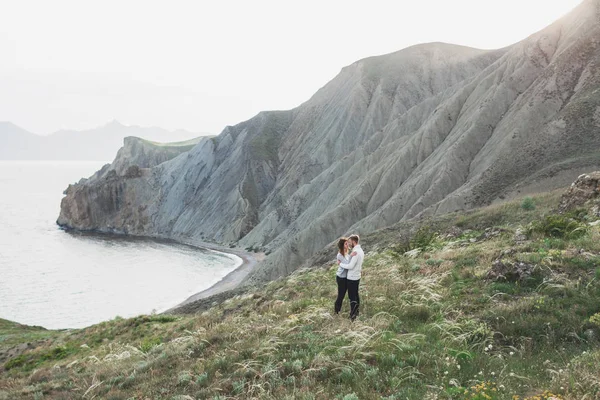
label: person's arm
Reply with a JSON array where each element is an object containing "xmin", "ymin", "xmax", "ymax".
[
  {"xmin": 338, "ymin": 252, "xmax": 352, "ymax": 264},
  {"xmin": 341, "ymin": 249, "xmax": 364, "ymax": 269},
  {"xmin": 340, "ymin": 253, "xmax": 359, "ymax": 270}
]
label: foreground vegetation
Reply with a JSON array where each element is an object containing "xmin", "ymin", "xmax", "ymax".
[{"xmin": 2, "ymin": 191, "xmax": 600, "ymax": 399}]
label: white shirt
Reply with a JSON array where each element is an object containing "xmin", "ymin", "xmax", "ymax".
[
  {"xmin": 339, "ymin": 244, "xmax": 364, "ymax": 281},
  {"xmin": 336, "ymin": 253, "xmax": 350, "ymax": 278}
]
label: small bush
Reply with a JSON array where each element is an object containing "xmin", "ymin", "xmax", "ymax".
[
  {"xmin": 118, "ymin": 373, "xmax": 136, "ymax": 389},
  {"xmin": 4, "ymin": 354, "xmax": 26, "ymax": 370},
  {"xmin": 147, "ymin": 315, "xmax": 178, "ymax": 323},
  {"xmin": 565, "ymin": 207, "xmax": 589, "ymax": 221},
  {"xmin": 411, "ymin": 225, "xmax": 437, "ymax": 250},
  {"xmin": 529, "ymin": 214, "xmax": 588, "ymax": 239},
  {"xmin": 521, "ymin": 196, "xmax": 536, "ymax": 210},
  {"xmin": 394, "ymin": 225, "xmax": 438, "ymax": 253},
  {"xmin": 590, "ymin": 313, "xmax": 600, "ymax": 327},
  {"xmin": 196, "ymin": 372, "xmax": 209, "ymax": 387},
  {"xmin": 40, "ymin": 346, "xmax": 70, "ymax": 362},
  {"xmin": 401, "ymin": 305, "xmax": 431, "ymax": 322},
  {"xmin": 140, "ymin": 337, "xmax": 162, "ymax": 352},
  {"xmin": 177, "ymin": 371, "xmax": 192, "ymax": 386}
]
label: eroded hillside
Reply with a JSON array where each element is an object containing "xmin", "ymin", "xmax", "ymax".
[{"xmin": 58, "ymin": 0, "xmax": 600, "ymax": 283}]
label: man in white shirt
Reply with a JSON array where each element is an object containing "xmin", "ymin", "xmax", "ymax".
[{"xmin": 338, "ymin": 234, "xmax": 364, "ymax": 321}]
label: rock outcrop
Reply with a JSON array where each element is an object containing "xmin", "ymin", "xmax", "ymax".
[
  {"xmin": 486, "ymin": 260, "xmax": 537, "ymax": 283},
  {"xmin": 89, "ymin": 136, "xmax": 203, "ymax": 181},
  {"xmin": 59, "ymin": 0, "xmax": 600, "ymax": 284},
  {"xmin": 558, "ymin": 171, "xmax": 600, "ymax": 215}
]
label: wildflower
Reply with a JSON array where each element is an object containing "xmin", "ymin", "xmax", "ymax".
[
  {"xmin": 444, "ymin": 371, "xmax": 448, "ymax": 375},
  {"xmin": 457, "ymin": 365, "xmax": 461, "ymax": 370},
  {"xmin": 491, "ymin": 372, "xmax": 495, "ymax": 376},
  {"xmin": 510, "ymin": 351, "xmax": 515, "ymax": 356}
]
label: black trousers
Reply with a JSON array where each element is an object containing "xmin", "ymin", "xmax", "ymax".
[
  {"xmin": 334, "ymin": 276, "xmax": 348, "ymax": 314},
  {"xmin": 347, "ymin": 279, "xmax": 360, "ymax": 320}
]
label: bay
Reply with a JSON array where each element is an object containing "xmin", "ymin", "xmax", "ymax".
[{"xmin": 0, "ymin": 161, "xmax": 238, "ymax": 329}]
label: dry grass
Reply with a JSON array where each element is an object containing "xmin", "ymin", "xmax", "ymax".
[{"xmin": 2, "ymin": 192, "xmax": 600, "ymax": 399}]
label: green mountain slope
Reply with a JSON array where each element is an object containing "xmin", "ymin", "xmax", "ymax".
[{"xmin": 4, "ymin": 183, "xmax": 600, "ymax": 399}]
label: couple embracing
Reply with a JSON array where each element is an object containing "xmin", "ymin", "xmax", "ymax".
[{"xmin": 335, "ymin": 234, "xmax": 364, "ymax": 321}]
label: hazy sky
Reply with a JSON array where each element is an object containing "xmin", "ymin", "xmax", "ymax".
[{"xmin": 0, "ymin": 0, "xmax": 583, "ymax": 135}]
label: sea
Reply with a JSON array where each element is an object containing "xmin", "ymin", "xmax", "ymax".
[{"xmin": 0, "ymin": 161, "xmax": 239, "ymax": 329}]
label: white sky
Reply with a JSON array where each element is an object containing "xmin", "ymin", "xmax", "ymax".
[{"xmin": 0, "ymin": 0, "xmax": 584, "ymax": 135}]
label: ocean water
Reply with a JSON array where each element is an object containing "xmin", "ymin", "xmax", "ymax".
[{"xmin": 0, "ymin": 161, "xmax": 239, "ymax": 329}]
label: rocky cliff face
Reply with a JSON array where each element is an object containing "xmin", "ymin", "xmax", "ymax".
[
  {"xmin": 57, "ymin": 136, "xmax": 202, "ymax": 232},
  {"xmin": 59, "ymin": 0, "xmax": 600, "ymax": 283},
  {"xmin": 89, "ymin": 136, "xmax": 203, "ymax": 180}
]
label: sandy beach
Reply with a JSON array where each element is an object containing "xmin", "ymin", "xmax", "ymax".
[{"xmin": 163, "ymin": 239, "xmax": 262, "ymax": 313}]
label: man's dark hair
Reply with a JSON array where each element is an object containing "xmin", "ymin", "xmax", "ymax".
[{"xmin": 349, "ymin": 234, "xmax": 360, "ymax": 243}]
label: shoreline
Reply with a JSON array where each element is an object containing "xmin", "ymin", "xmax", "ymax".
[
  {"xmin": 161, "ymin": 238, "xmax": 262, "ymax": 313},
  {"xmin": 61, "ymin": 228, "xmax": 262, "ymax": 315}
]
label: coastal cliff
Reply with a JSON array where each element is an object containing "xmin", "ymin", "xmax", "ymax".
[{"xmin": 59, "ymin": 0, "xmax": 600, "ymax": 283}]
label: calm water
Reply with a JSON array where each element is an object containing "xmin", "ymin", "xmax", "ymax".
[{"xmin": 0, "ymin": 161, "xmax": 239, "ymax": 329}]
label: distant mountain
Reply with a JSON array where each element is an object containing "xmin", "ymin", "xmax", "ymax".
[
  {"xmin": 59, "ymin": 0, "xmax": 600, "ymax": 284},
  {"xmin": 0, "ymin": 120, "xmax": 208, "ymax": 160},
  {"xmin": 0, "ymin": 122, "xmax": 45, "ymax": 159}
]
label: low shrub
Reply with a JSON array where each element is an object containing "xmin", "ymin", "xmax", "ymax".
[
  {"xmin": 140, "ymin": 336, "xmax": 162, "ymax": 352},
  {"xmin": 521, "ymin": 196, "xmax": 536, "ymax": 211},
  {"xmin": 529, "ymin": 214, "xmax": 588, "ymax": 239},
  {"xmin": 411, "ymin": 225, "xmax": 437, "ymax": 250}
]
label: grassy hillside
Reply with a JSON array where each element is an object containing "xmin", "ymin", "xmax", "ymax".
[{"xmin": 2, "ymin": 191, "xmax": 600, "ymax": 399}]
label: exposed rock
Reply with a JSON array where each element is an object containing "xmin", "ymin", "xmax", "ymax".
[
  {"xmin": 477, "ymin": 227, "xmax": 506, "ymax": 241},
  {"xmin": 486, "ymin": 260, "xmax": 536, "ymax": 282},
  {"xmin": 558, "ymin": 172, "xmax": 600, "ymax": 213},
  {"xmin": 499, "ymin": 248, "xmax": 517, "ymax": 258},
  {"xmin": 124, "ymin": 165, "xmax": 143, "ymax": 179},
  {"xmin": 444, "ymin": 226, "xmax": 463, "ymax": 239},
  {"xmin": 514, "ymin": 228, "xmax": 528, "ymax": 243},
  {"xmin": 58, "ymin": 0, "xmax": 600, "ymax": 284},
  {"xmin": 90, "ymin": 136, "xmax": 201, "ymax": 181}
]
